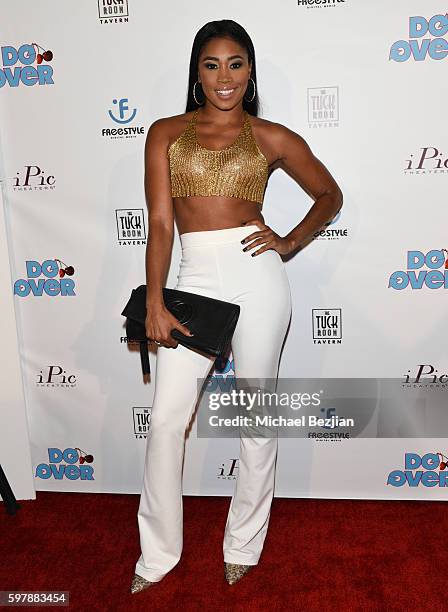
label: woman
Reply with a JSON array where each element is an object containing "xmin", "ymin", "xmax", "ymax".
[{"xmin": 131, "ymin": 19, "xmax": 342, "ymax": 593}]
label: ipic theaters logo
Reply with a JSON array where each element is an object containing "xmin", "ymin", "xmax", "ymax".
[
  {"xmin": 98, "ymin": 0, "xmax": 129, "ymax": 24},
  {"xmin": 387, "ymin": 453, "xmax": 448, "ymax": 488},
  {"xmin": 389, "ymin": 14, "xmax": 448, "ymax": 62},
  {"xmin": 388, "ymin": 250, "xmax": 448, "ymax": 290},
  {"xmin": 37, "ymin": 366, "xmax": 77, "ymax": 389},
  {"xmin": 36, "ymin": 448, "xmax": 94, "ymax": 481},
  {"xmin": 0, "ymin": 42, "xmax": 54, "ymax": 88},
  {"xmin": 307, "ymin": 87, "xmax": 339, "ymax": 129},
  {"xmin": 14, "ymin": 259, "xmax": 76, "ymax": 297},
  {"xmin": 313, "ymin": 210, "xmax": 348, "ymax": 241},
  {"xmin": 403, "ymin": 365, "xmax": 448, "ymax": 389},
  {"xmin": 103, "ymin": 97, "xmax": 144, "ymax": 140},
  {"xmin": 218, "ymin": 459, "xmax": 239, "ymax": 481},
  {"xmin": 404, "ymin": 147, "xmax": 448, "ymax": 175},
  {"xmin": 297, "ymin": 0, "xmax": 345, "ymax": 9},
  {"xmin": 116, "ymin": 209, "xmax": 146, "ymax": 245},
  {"xmin": 13, "ymin": 165, "xmax": 55, "ymax": 191},
  {"xmin": 133, "ymin": 407, "xmax": 151, "ymax": 439},
  {"xmin": 312, "ymin": 309, "xmax": 342, "ymax": 344}
]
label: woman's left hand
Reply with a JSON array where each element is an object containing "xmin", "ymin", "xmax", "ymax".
[{"xmin": 241, "ymin": 219, "xmax": 292, "ymax": 256}]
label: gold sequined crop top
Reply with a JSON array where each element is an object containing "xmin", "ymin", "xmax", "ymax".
[{"xmin": 167, "ymin": 108, "xmax": 269, "ymax": 206}]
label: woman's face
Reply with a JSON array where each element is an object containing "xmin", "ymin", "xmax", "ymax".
[{"xmin": 197, "ymin": 36, "xmax": 252, "ymax": 110}]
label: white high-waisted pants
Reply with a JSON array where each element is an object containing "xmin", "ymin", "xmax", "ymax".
[{"xmin": 135, "ymin": 224, "xmax": 292, "ymax": 582}]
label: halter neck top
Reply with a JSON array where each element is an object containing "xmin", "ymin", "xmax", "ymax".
[{"xmin": 167, "ymin": 108, "xmax": 269, "ymax": 206}]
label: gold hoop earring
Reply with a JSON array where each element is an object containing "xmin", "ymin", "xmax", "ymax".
[
  {"xmin": 193, "ymin": 81, "xmax": 205, "ymax": 106},
  {"xmin": 244, "ymin": 78, "xmax": 256, "ymax": 103}
]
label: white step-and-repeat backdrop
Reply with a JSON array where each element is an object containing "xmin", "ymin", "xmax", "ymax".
[{"xmin": 1, "ymin": 0, "xmax": 447, "ymax": 500}]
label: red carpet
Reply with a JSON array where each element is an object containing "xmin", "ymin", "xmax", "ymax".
[{"xmin": 1, "ymin": 492, "xmax": 445, "ymax": 611}]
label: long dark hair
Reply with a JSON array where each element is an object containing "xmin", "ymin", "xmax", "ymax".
[{"xmin": 185, "ymin": 20, "xmax": 260, "ymax": 116}]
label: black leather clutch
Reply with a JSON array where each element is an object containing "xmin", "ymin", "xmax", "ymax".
[{"xmin": 121, "ymin": 285, "xmax": 240, "ymax": 375}]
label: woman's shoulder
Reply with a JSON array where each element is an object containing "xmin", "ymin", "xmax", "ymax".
[
  {"xmin": 145, "ymin": 112, "xmax": 196, "ymax": 151},
  {"xmin": 249, "ymin": 114, "xmax": 308, "ymax": 161},
  {"xmin": 249, "ymin": 113, "xmax": 304, "ymax": 141},
  {"xmin": 147, "ymin": 111, "xmax": 195, "ymax": 141}
]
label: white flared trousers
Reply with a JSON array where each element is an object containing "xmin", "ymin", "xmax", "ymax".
[{"xmin": 135, "ymin": 224, "xmax": 292, "ymax": 582}]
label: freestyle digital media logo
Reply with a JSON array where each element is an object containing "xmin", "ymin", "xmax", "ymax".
[
  {"xmin": 313, "ymin": 210, "xmax": 348, "ymax": 240},
  {"xmin": 312, "ymin": 309, "xmax": 342, "ymax": 344},
  {"xmin": 0, "ymin": 42, "xmax": 54, "ymax": 88},
  {"xmin": 116, "ymin": 209, "xmax": 146, "ymax": 245},
  {"xmin": 35, "ymin": 447, "xmax": 95, "ymax": 481},
  {"xmin": 307, "ymin": 406, "xmax": 350, "ymax": 441},
  {"xmin": 14, "ymin": 259, "xmax": 76, "ymax": 297},
  {"xmin": 98, "ymin": 0, "xmax": 129, "ymax": 24},
  {"xmin": 13, "ymin": 165, "xmax": 56, "ymax": 191},
  {"xmin": 403, "ymin": 365, "xmax": 448, "ymax": 388},
  {"xmin": 307, "ymin": 87, "xmax": 339, "ymax": 128},
  {"xmin": 387, "ymin": 452, "xmax": 448, "ymax": 487},
  {"xmin": 103, "ymin": 97, "xmax": 144, "ymax": 139},
  {"xmin": 108, "ymin": 97, "xmax": 136, "ymax": 124},
  {"xmin": 388, "ymin": 250, "xmax": 448, "ymax": 290},
  {"xmin": 390, "ymin": 14, "xmax": 448, "ymax": 62},
  {"xmin": 37, "ymin": 366, "xmax": 77, "ymax": 389},
  {"xmin": 297, "ymin": 0, "xmax": 345, "ymax": 8},
  {"xmin": 133, "ymin": 407, "xmax": 151, "ymax": 439},
  {"xmin": 405, "ymin": 147, "xmax": 448, "ymax": 174}
]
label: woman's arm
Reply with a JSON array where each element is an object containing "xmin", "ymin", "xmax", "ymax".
[
  {"xmin": 143, "ymin": 118, "xmax": 174, "ymax": 308},
  {"xmin": 143, "ymin": 118, "xmax": 193, "ymax": 347},
  {"xmin": 271, "ymin": 123, "xmax": 343, "ymax": 252}
]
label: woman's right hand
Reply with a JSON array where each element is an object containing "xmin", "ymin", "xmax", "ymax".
[{"xmin": 145, "ymin": 303, "xmax": 193, "ymax": 348}]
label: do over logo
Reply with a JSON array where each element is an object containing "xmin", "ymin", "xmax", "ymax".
[
  {"xmin": 35, "ymin": 448, "xmax": 94, "ymax": 481},
  {"xmin": 388, "ymin": 250, "xmax": 448, "ymax": 290},
  {"xmin": 0, "ymin": 43, "xmax": 54, "ymax": 88},
  {"xmin": 14, "ymin": 259, "xmax": 75, "ymax": 297},
  {"xmin": 389, "ymin": 14, "xmax": 448, "ymax": 62},
  {"xmin": 387, "ymin": 453, "xmax": 448, "ymax": 487}
]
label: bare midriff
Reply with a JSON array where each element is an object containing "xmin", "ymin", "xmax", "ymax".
[{"xmin": 174, "ymin": 196, "xmax": 265, "ymax": 236}]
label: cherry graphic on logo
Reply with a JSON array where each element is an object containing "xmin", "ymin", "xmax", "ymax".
[
  {"xmin": 55, "ymin": 258, "xmax": 75, "ymax": 278},
  {"xmin": 437, "ymin": 452, "xmax": 448, "ymax": 470},
  {"xmin": 32, "ymin": 42, "xmax": 53, "ymax": 64},
  {"xmin": 75, "ymin": 448, "xmax": 94, "ymax": 464},
  {"xmin": 442, "ymin": 249, "xmax": 448, "ymax": 269}
]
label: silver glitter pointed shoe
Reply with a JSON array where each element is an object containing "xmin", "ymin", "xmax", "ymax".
[
  {"xmin": 130, "ymin": 574, "xmax": 156, "ymax": 594},
  {"xmin": 224, "ymin": 562, "xmax": 254, "ymax": 585}
]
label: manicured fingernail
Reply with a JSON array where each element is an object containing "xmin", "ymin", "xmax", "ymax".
[
  {"xmin": 251, "ymin": 253, "xmax": 256, "ymax": 257},
  {"xmin": 241, "ymin": 239, "xmax": 245, "ymax": 244}
]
